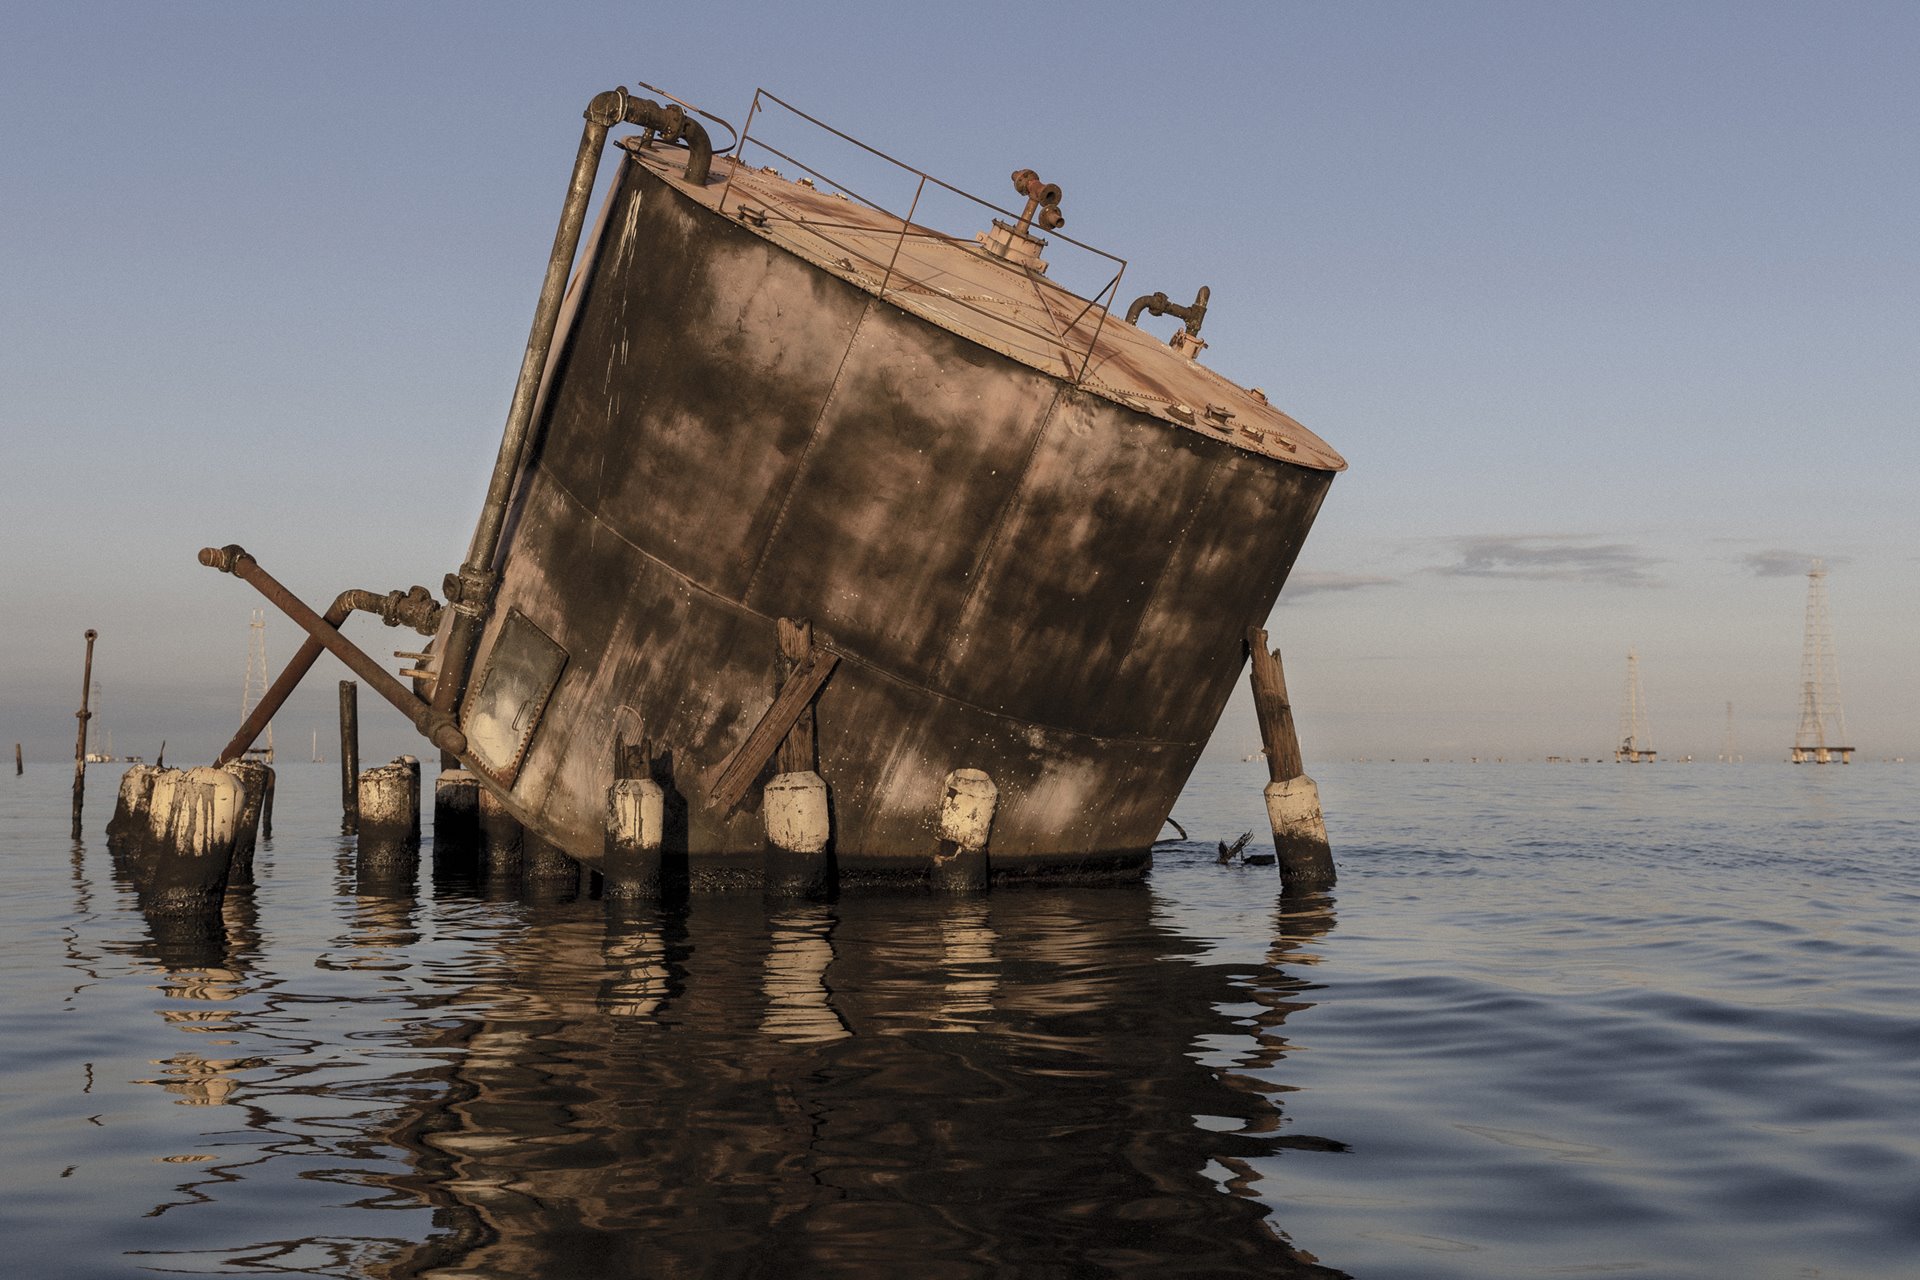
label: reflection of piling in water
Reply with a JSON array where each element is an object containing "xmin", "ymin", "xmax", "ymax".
[
  {"xmin": 763, "ymin": 771, "xmax": 833, "ymax": 899},
  {"xmin": 357, "ymin": 757, "xmax": 421, "ymax": 883},
  {"xmin": 932, "ymin": 768, "xmax": 997, "ymax": 893},
  {"xmin": 761, "ymin": 907, "xmax": 850, "ymax": 1043}
]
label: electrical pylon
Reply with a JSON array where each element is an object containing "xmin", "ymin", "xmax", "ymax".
[
  {"xmin": 241, "ymin": 609, "xmax": 275, "ymax": 763},
  {"xmin": 1791, "ymin": 560, "xmax": 1851, "ymax": 763},
  {"xmin": 1615, "ymin": 649, "xmax": 1655, "ymax": 762}
]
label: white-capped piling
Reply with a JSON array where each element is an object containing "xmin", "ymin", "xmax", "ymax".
[
  {"xmin": 763, "ymin": 770, "xmax": 832, "ymax": 899},
  {"xmin": 144, "ymin": 766, "xmax": 243, "ymax": 915},
  {"xmin": 932, "ymin": 768, "xmax": 997, "ymax": 893},
  {"xmin": 605, "ymin": 777, "xmax": 667, "ymax": 900},
  {"xmin": 222, "ymin": 760, "xmax": 272, "ymax": 887},
  {"xmin": 357, "ymin": 757, "xmax": 421, "ymax": 881},
  {"xmin": 433, "ymin": 768, "xmax": 481, "ymax": 864},
  {"xmin": 108, "ymin": 763, "xmax": 163, "ymax": 855},
  {"xmin": 1247, "ymin": 627, "xmax": 1335, "ymax": 892},
  {"xmin": 477, "ymin": 786, "xmax": 524, "ymax": 882}
]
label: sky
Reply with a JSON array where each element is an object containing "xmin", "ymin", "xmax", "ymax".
[{"xmin": 2, "ymin": 1, "xmax": 1915, "ymax": 768}]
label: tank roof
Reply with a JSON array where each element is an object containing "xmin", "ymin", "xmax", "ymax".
[{"xmin": 630, "ymin": 143, "xmax": 1346, "ymax": 474}]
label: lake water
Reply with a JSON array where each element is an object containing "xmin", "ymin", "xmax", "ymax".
[{"xmin": 3, "ymin": 760, "xmax": 1915, "ymax": 1278}]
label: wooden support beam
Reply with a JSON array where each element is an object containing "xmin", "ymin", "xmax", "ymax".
[
  {"xmin": 706, "ymin": 638, "xmax": 839, "ymax": 816},
  {"xmin": 1247, "ymin": 626, "xmax": 1303, "ymax": 781}
]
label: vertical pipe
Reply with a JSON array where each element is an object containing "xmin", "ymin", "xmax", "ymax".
[
  {"xmin": 433, "ymin": 96, "xmax": 624, "ymax": 720},
  {"xmin": 339, "ymin": 680, "xmax": 360, "ymax": 834},
  {"xmin": 72, "ymin": 629, "xmax": 97, "ymax": 839}
]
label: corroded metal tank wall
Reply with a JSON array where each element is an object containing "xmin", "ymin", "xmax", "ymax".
[{"xmin": 463, "ymin": 154, "xmax": 1332, "ymax": 885}]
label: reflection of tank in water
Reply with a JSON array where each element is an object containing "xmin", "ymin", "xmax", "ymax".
[
  {"xmin": 198, "ymin": 85, "xmax": 1345, "ymax": 889},
  {"xmin": 376, "ymin": 889, "xmax": 1348, "ymax": 1278}
]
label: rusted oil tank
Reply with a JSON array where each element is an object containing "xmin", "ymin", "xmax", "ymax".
[{"xmin": 440, "ymin": 97, "xmax": 1345, "ymax": 889}]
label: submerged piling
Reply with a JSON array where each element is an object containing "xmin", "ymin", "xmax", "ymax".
[
  {"xmin": 433, "ymin": 769, "xmax": 480, "ymax": 864},
  {"xmin": 223, "ymin": 760, "xmax": 272, "ymax": 887},
  {"xmin": 605, "ymin": 777, "xmax": 666, "ymax": 900},
  {"xmin": 1246, "ymin": 627, "xmax": 1335, "ymax": 891},
  {"xmin": 932, "ymin": 768, "xmax": 996, "ymax": 893},
  {"xmin": 72, "ymin": 629, "xmax": 97, "ymax": 839},
  {"xmin": 477, "ymin": 786, "xmax": 524, "ymax": 882},
  {"xmin": 763, "ymin": 771, "xmax": 833, "ymax": 899}
]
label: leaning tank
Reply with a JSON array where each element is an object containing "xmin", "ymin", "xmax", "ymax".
[{"xmin": 445, "ymin": 100, "xmax": 1345, "ymax": 889}]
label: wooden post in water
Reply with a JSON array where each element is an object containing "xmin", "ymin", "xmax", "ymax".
[
  {"xmin": 775, "ymin": 619, "xmax": 818, "ymax": 775},
  {"xmin": 72, "ymin": 629, "xmax": 97, "ymax": 838},
  {"xmin": 1246, "ymin": 627, "xmax": 1335, "ymax": 891},
  {"xmin": 338, "ymin": 680, "xmax": 360, "ymax": 833},
  {"xmin": 14, "ymin": 743, "xmax": 22, "ymax": 776}
]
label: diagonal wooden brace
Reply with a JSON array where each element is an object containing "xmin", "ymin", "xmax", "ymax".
[{"xmin": 705, "ymin": 644, "xmax": 840, "ymax": 815}]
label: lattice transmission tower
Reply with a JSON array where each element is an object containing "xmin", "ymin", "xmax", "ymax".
[
  {"xmin": 1719, "ymin": 700, "xmax": 1738, "ymax": 763},
  {"xmin": 1791, "ymin": 560, "xmax": 1851, "ymax": 763},
  {"xmin": 241, "ymin": 609, "xmax": 275, "ymax": 763},
  {"xmin": 1615, "ymin": 649, "xmax": 1655, "ymax": 762}
]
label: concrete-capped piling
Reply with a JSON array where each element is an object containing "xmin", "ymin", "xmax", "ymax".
[
  {"xmin": 144, "ymin": 766, "xmax": 243, "ymax": 915},
  {"xmin": 1246, "ymin": 627, "xmax": 1335, "ymax": 892},
  {"xmin": 108, "ymin": 763, "xmax": 164, "ymax": 855},
  {"xmin": 932, "ymin": 768, "xmax": 997, "ymax": 893},
  {"xmin": 357, "ymin": 757, "xmax": 421, "ymax": 882},
  {"xmin": 763, "ymin": 770, "xmax": 832, "ymax": 899},
  {"xmin": 605, "ymin": 777, "xmax": 666, "ymax": 900},
  {"xmin": 223, "ymin": 760, "xmax": 272, "ymax": 887},
  {"xmin": 433, "ymin": 769, "xmax": 481, "ymax": 864},
  {"xmin": 1264, "ymin": 776, "xmax": 1334, "ymax": 890}
]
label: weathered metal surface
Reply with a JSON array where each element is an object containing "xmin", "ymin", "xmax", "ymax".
[{"xmin": 449, "ymin": 143, "xmax": 1340, "ymax": 885}]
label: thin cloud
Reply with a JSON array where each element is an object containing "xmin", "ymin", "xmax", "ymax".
[
  {"xmin": 1431, "ymin": 535, "xmax": 1661, "ymax": 586},
  {"xmin": 1284, "ymin": 571, "xmax": 1398, "ymax": 598},
  {"xmin": 1739, "ymin": 549, "xmax": 1844, "ymax": 577}
]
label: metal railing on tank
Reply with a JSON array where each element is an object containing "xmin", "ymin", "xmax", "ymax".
[{"xmin": 706, "ymin": 88, "xmax": 1128, "ymax": 386}]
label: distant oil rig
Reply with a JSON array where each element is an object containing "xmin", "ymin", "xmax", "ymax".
[
  {"xmin": 1791, "ymin": 560, "xmax": 1851, "ymax": 764},
  {"xmin": 1614, "ymin": 649, "xmax": 1656, "ymax": 763}
]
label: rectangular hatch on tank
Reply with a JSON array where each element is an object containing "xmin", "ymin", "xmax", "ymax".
[{"xmin": 461, "ymin": 608, "xmax": 568, "ymax": 785}]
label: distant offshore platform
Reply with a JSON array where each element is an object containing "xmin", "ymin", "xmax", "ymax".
[
  {"xmin": 1791, "ymin": 560, "xmax": 1851, "ymax": 764},
  {"xmin": 1614, "ymin": 649, "xmax": 1655, "ymax": 763}
]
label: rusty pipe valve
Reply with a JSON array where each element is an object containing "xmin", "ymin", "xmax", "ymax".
[
  {"xmin": 1126, "ymin": 285, "xmax": 1211, "ymax": 338},
  {"xmin": 1010, "ymin": 168, "xmax": 1065, "ymax": 235}
]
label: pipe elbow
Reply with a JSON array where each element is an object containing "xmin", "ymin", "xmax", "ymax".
[{"xmin": 1126, "ymin": 292, "xmax": 1167, "ymax": 326}]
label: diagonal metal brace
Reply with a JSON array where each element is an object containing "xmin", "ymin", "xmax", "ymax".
[{"xmin": 199, "ymin": 545, "xmax": 467, "ymax": 759}]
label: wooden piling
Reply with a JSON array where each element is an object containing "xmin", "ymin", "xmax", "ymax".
[
  {"xmin": 1246, "ymin": 627, "xmax": 1335, "ymax": 891},
  {"xmin": 338, "ymin": 680, "xmax": 360, "ymax": 833},
  {"xmin": 13, "ymin": 742, "xmax": 21, "ymax": 776},
  {"xmin": 72, "ymin": 629, "xmax": 97, "ymax": 839},
  {"xmin": 775, "ymin": 619, "xmax": 818, "ymax": 775},
  {"xmin": 477, "ymin": 787, "xmax": 524, "ymax": 882}
]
